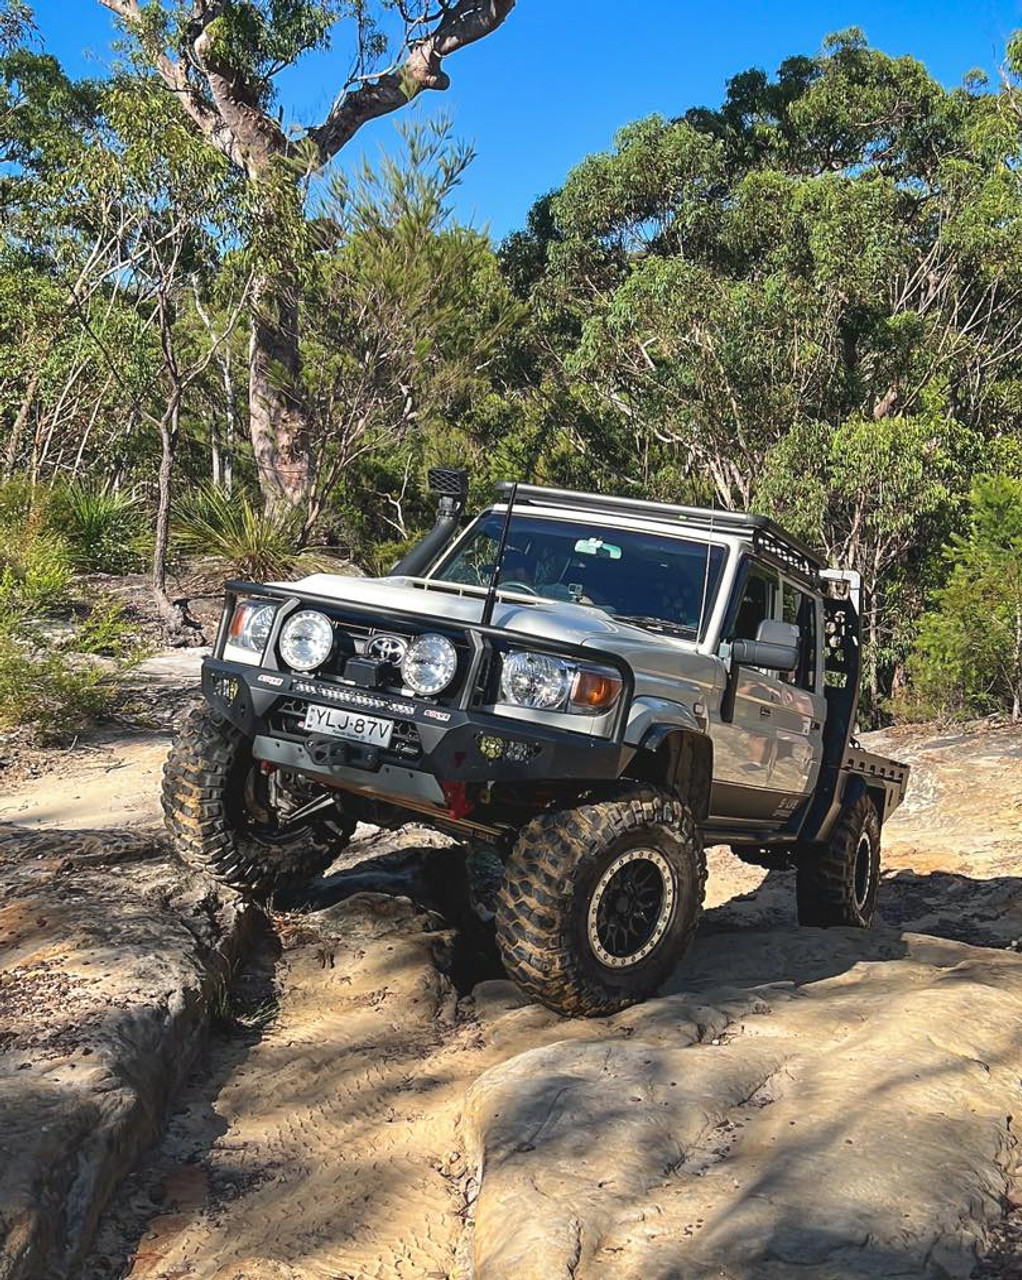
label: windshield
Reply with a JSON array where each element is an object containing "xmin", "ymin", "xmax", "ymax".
[{"xmin": 430, "ymin": 513, "xmax": 727, "ymax": 637}]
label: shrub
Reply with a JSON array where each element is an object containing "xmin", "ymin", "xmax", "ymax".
[
  {"xmin": 0, "ymin": 523, "xmax": 72, "ymax": 611},
  {"xmin": 0, "ymin": 618, "xmax": 115, "ymax": 744},
  {"xmin": 74, "ymin": 595, "xmax": 148, "ymax": 660},
  {"xmin": 0, "ymin": 476, "xmax": 40, "ymax": 527},
  {"xmin": 0, "ymin": 595, "xmax": 146, "ymax": 744},
  {"xmin": 173, "ymin": 485, "xmax": 340, "ymax": 580},
  {"xmin": 47, "ymin": 481, "xmax": 148, "ymax": 573},
  {"xmin": 902, "ymin": 475, "xmax": 1022, "ymax": 722}
]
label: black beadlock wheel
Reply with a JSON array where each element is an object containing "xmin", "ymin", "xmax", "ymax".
[
  {"xmin": 796, "ymin": 792, "xmax": 881, "ymax": 928},
  {"xmin": 496, "ymin": 786, "xmax": 706, "ymax": 1018},
  {"xmin": 162, "ymin": 706, "xmax": 355, "ymax": 900}
]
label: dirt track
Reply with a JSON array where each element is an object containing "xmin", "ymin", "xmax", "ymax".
[{"xmin": 3, "ymin": 705, "xmax": 1021, "ymax": 1279}]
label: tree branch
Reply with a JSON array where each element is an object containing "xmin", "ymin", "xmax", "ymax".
[
  {"xmin": 98, "ymin": 0, "xmax": 249, "ymax": 168},
  {"xmin": 308, "ymin": 0, "xmax": 516, "ymax": 167}
]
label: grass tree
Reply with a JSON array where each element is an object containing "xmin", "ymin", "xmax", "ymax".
[{"xmin": 96, "ymin": 0, "xmax": 517, "ymax": 514}]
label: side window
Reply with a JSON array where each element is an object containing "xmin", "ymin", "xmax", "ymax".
[
  {"xmin": 731, "ymin": 564, "xmax": 779, "ymax": 642},
  {"xmin": 781, "ymin": 583, "xmax": 818, "ymax": 691}
]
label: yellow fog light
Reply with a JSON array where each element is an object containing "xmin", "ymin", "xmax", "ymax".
[{"xmin": 477, "ymin": 734, "xmax": 506, "ymax": 761}]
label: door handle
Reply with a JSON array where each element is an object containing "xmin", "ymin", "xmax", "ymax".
[{"xmin": 760, "ymin": 706, "xmax": 772, "ymax": 719}]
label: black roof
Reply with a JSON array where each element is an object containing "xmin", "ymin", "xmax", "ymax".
[{"xmin": 495, "ymin": 482, "xmax": 825, "ymax": 584}]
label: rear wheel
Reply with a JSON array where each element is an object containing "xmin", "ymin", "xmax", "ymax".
[
  {"xmin": 796, "ymin": 792, "xmax": 881, "ymax": 927},
  {"xmin": 163, "ymin": 706, "xmax": 355, "ymax": 900},
  {"xmin": 496, "ymin": 786, "xmax": 706, "ymax": 1017}
]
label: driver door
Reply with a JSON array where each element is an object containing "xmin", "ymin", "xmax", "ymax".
[{"xmin": 709, "ymin": 561, "xmax": 789, "ymax": 823}]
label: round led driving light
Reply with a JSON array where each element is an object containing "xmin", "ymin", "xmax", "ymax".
[
  {"xmin": 279, "ymin": 609, "xmax": 334, "ymax": 672},
  {"xmin": 501, "ymin": 651, "xmax": 571, "ymax": 711},
  {"xmin": 401, "ymin": 633, "xmax": 458, "ymax": 696}
]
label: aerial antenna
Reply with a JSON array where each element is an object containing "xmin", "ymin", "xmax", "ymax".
[
  {"xmin": 696, "ymin": 509, "xmax": 715, "ymax": 643},
  {"xmin": 481, "ymin": 481, "xmax": 518, "ymax": 627}
]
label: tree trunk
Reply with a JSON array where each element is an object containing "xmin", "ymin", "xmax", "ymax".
[
  {"xmin": 221, "ymin": 343, "xmax": 235, "ymax": 495},
  {"xmin": 152, "ymin": 399, "xmax": 201, "ymax": 645},
  {"xmin": 4, "ymin": 369, "xmax": 39, "ymax": 478},
  {"xmin": 249, "ymin": 270, "xmax": 311, "ymax": 511}
]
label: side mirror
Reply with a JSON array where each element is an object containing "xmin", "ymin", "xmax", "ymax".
[{"xmin": 731, "ymin": 619, "xmax": 800, "ymax": 673}]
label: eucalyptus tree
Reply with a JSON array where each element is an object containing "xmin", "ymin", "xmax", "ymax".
[
  {"xmin": 302, "ymin": 116, "xmax": 522, "ymax": 532},
  {"xmin": 0, "ymin": 0, "xmax": 32, "ymax": 53},
  {"xmin": 95, "ymin": 0, "xmax": 517, "ymax": 512},
  {"xmin": 503, "ymin": 30, "xmax": 1022, "ymax": 719},
  {"xmin": 41, "ymin": 75, "xmax": 252, "ymax": 633}
]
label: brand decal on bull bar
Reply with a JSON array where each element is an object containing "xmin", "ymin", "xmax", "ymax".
[{"xmin": 257, "ymin": 674, "xmax": 285, "ymax": 687}]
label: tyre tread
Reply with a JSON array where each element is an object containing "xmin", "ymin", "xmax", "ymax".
[{"xmin": 496, "ymin": 784, "xmax": 706, "ymax": 1017}]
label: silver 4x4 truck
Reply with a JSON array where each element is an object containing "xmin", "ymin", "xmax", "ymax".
[{"xmin": 163, "ymin": 472, "xmax": 909, "ymax": 1017}]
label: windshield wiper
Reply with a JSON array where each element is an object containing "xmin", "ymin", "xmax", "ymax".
[{"xmin": 613, "ymin": 614, "xmax": 697, "ymax": 638}]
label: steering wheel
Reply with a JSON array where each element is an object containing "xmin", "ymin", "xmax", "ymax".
[{"xmin": 500, "ymin": 579, "xmax": 540, "ymax": 596}]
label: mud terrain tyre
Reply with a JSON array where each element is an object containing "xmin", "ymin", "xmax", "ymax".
[
  {"xmin": 163, "ymin": 706, "xmax": 354, "ymax": 900},
  {"xmin": 496, "ymin": 786, "xmax": 706, "ymax": 1017},
  {"xmin": 796, "ymin": 792, "xmax": 881, "ymax": 928}
]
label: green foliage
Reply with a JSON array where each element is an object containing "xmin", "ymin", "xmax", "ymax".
[
  {"xmin": 492, "ymin": 30, "xmax": 1022, "ymax": 723},
  {"xmin": 903, "ymin": 476, "xmax": 1022, "ymax": 721},
  {"xmin": 74, "ymin": 595, "xmax": 146, "ymax": 660},
  {"xmin": 173, "ymin": 483, "xmax": 338, "ymax": 579},
  {"xmin": 0, "ymin": 1, "xmax": 34, "ymax": 54},
  {"xmin": 47, "ymin": 481, "xmax": 148, "ymax": 573},
  {"xmin": 0, "ymin": 520, "xmax": 72, "ymax": 611},
  {"xmin": 195, "ymin": 0, "xmax": 340, "ymax": 109},
  {"xmin": 0, "ymin": 608, "xmax": 127, "ymax": 743},
  {"xmin": 0, "ymin": 476, "xmax": 36, "ymax": 525},
  {"xmin": 304, "ymin": 117, "xmax": 524, "ymax": 546},
  {"xmin": 4, "ymin": 20, "xmax": 1022, "ymax": 730}
]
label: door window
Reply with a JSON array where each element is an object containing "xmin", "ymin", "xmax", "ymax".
[
  {"xmin": 730, "ymin": 564, "xmax": 779, "ymax": 641},
  {"xmin": 781, "ymin": 584, "xmax": 818, "ymax": 691}
]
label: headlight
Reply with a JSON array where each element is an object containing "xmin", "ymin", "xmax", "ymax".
[
  {"xmin": 227, "ymin": 601, "xmax": 277, "ymax": 662},
  {"xmin": 500, "ymin": 651, "xmax": 623, "ymax": 714},
  {"xmin": 500, "ymin": 651, "xmax": 572, "ymax": 710},
  {"xmin": 279, "ymin": 610, "xmax": 334, "ymax": 672},
  {"xmin": 401, "ymin": 633, "xmax": 458, "ymax": 696}
]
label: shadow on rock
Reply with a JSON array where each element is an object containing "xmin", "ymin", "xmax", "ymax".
[{"xmin": 279, "ymin": 837, "xmax": 506, "ymax": 995}]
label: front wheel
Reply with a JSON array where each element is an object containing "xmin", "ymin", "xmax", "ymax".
[
  {"xmin": 796, "ymin": 792, "xmax": 881, "ymax": 928},
  {"xmin": 162, "ymin": 706, "xmax": 355, "ymax": 900},
  {"xmin": 496, "ymin": 786, "xmax": 706, "ymax": 1018}
]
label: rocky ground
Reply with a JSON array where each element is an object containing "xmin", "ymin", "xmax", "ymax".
[
  {"xmin": 1, "ymin": 660, "xmax": 1020, "ymax": 1279},
  {"xmin": 0, "ymin": 822, "xmax": 254, "ymax": 1280}
]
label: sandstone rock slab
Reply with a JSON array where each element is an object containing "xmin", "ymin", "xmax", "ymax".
[
  {"xmin": 464, "ymin": 928, "xmax": 1022, "ymax": 1280},
  {"xmin": 0, "ymin": 822, "xmax": 253, "ymax": 1280}
]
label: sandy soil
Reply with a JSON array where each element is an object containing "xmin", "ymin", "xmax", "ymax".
[{"xmin": 2, "ymin": 677, "xmax": 1019, "ymax": 1279}]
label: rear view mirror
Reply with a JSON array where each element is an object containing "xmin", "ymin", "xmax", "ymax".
[
  {"xmin": 731, "ymin": 619, "xmax": 799, "ymax": 672},
  {"xmin": 574, "ymin": 537, "xmax": 622, "ymax": 560}
]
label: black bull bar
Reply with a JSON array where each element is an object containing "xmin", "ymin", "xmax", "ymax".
[{"xmin": 214, "ymin": 580, "xmax": 636, "ymax": 743}]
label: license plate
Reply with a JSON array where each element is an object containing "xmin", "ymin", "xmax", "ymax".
[{"xmin": 302, "ymin": 704, "xmax": 394, "ymax": 748}]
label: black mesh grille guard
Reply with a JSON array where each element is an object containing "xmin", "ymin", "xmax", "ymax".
[{"xmin": 428, "ymin": 468, "xmax": 469, "ymax": 499}]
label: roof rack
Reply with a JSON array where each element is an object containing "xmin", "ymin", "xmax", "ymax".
[{"xmin": 495, "ymin": 482, "xmax": 825, "ymax": 582}]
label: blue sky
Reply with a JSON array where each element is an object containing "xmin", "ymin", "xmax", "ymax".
[{"xmin": 29, "ymin": 0, "xmax": 1022, "ymax": 240}]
